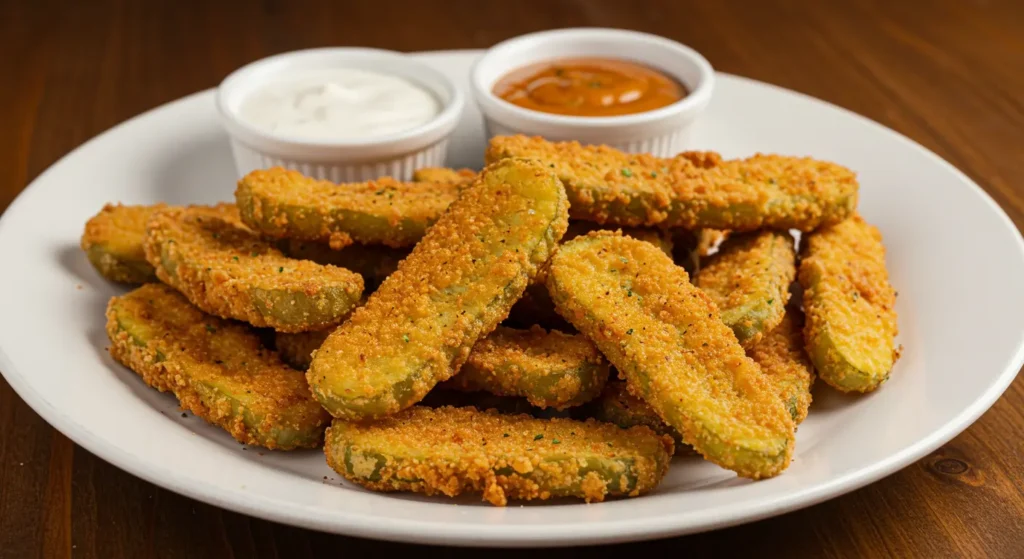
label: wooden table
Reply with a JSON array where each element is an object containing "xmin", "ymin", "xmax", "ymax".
[{"xmin": 2, "ymin": 0, "xmax": 1023, "ymax": 556}]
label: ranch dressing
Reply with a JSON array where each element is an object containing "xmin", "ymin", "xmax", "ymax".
[{"xmin": 239, "ymin": 68, "xmax": 441, "ymax": 141}]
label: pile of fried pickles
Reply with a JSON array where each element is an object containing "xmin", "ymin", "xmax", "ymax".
[{"xmin": 81, "ymin": 135, "xmax": 899, "ymax": 506}]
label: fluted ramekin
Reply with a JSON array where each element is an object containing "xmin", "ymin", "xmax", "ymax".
[
  {"xmin": 471, "ymin": 28, "xmax": 714, "ymax": 156},
  {"xmin": 217, "ymin": 48, "xmax": 464, "ymax": 182}
]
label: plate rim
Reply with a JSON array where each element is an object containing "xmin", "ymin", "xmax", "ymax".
[{"xmin": 1, "ymin": 49, "xmax": 1022, "ymax": 547}]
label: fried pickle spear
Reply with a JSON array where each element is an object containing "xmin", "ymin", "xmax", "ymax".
[
  {"xmin": 505, "ymin": 222, "xmax": 674, "ymax": 330},
  {"xmin": 281, "ymin": 325, "xmax": 606, "ymax": 409},
  {"xmin": 81, "ymin": 203, "xmax": 167, "ymax": 283},
  {"xmin": 144, "ymin": 204, "xmax": 363, "ymax": 333},
  {"xmin": 324, "ymin": 406, "xmax": 673, "ymax": 506},
  {"xmin": 307, "ymin": 159, "xmax": 569, "ymax": 420},
  {"xmin": 236, "ymin": 167, "xmax": 463, "ymax": 249},
  {"xmin": 694, "ymin": 231, "xmax": 796, "ymax": 347},
  {"xmin": 586, "ymin": 382, "xmax": 690, "ymax": 455},
  {"xmin": 412, "ymin": 167, "xmax": 477, "ymax": 184},
  {"xmin": 486, "ymin": 135, "xmax": 857, "ymax": 232},
  {"xmin": 444, "ymin": 326, "xmax": 609, "ymax": 410},
  {"xmin": 799, "ymin": 214, "xmax": 899, "ymax": 393},
  {"xmin": 106, "ymin": 284, "xmax": 330, "ymax": 449},
  {"xmin": 547, "ymin": 231, "xmax": 795, "ymax": 479},
  {"xmin": 748, "ymin": 310, "xmax": 815, "ymax": 424},
  {"xmin": 278, "ymin": 240, "xmax": 409, "ymax": 291}
]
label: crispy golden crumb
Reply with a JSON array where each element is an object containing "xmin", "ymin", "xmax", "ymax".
[
  {"xmin": 695, "ymin": 231, "xmax": 796, "ymax": 347},
  {"xmin": 412, "ymin": 167, "xmax": 477, "ymax": 184},
  {"xmin": 586, "ymin": 382, "xmax": 692, "ymax": 455},
  {"xmin": 324, "ymin": 406, "xmax": 673, "ymax": 506},
  {"xmin": 106, "ymin": 284, "xmax": 330, "ymax": 450},
  {"xmin": 444, "ymin": 325, "xmax": 609, "ymax": 409},
  {"xmin": 486, "ymin": 135, "xmax": 857, "ymax": 231},
  {"xmin": 81, "ymin": 203, "xmax": 167, "ymax": 283},
  {"xmin": 144, "ymin": 204, "xmax": 363, "ymax": 332},
  {"xmin": 281, "ymin": 324, "xmax": 607, "ymax": 410},
  {"xmin": 748, "ymin": 310, "xmax": 815, "ymax": 424},
  {"xmin": 307, "ymin": 159, "xmax": 569, "ymax": 421},
  {"xmin": 800, "ymin": 214, "xmax": 899, "ymax": 392},
  {"xmin": 279, "ymin": 240, "xmax": 408, "ymax": 291},
  {"xmin": 547, "ymin": 230, "xmax": 795, "ymax": 479},
  {"xmin": 235, "ymin": 167, "xmax": 464, "ymax": 248}
]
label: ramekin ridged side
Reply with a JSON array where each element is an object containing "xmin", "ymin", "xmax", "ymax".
[{"xmin": 227, "ymin": 138, "xmax": 450, "ymax": 183}]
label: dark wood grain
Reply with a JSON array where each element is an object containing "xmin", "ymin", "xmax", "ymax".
[{"xmin": 2, "ymin": 0, "xmax": 1023, "ymax": 557}]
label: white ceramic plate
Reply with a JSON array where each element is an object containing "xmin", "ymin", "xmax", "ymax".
[{"xmin": 1, "ymin": 50, "xmax": 1022, "ymax": 548}]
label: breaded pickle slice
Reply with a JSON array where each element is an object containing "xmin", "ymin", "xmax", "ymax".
[
  {"xmin": 587, "ymin": 382, "xmax": 690, "ymax": 455},
  {"xmin": 412, "ymin": 167, "xmax": 477, "ymax": 184},
  {"xmin": 81, "ymin": 203, "xmax": 167, "ymax": 283},
  {"xmin": 307, "ymin": 159, "xmax": 569, "ymax": 420},
  {"xmin": 546, "ymin": 231, "xmax": 795, "ymax": 479},
  {"xmin": 799, "ymin": 214, "xmax": 899, "ymax": 393},
  {"xmin": 105, "ymin": 284, "xmax": 330, "ymax": 449},
  {"xmin": 695, "ymin": 231, "xmax": 796, "ymax": 347},
  {"xmin": 144, "ymin": 204, "xmax": 363, "ymax": 333},
  {"xmin": 324, "ymin": 406, "xmax": 673, "ymax": 506},
  {"xmin": 236, "ymin": 167, "xmax": 463, "ymax": 248},
  {"xmin": 281, "ymin": 325, "xmax": 607, "ymax": 409},
  {"xmin": 279, "ymin": 240, "xmax": 409, "ymax": 291},
  {"xmin": 565, "ymin": 221, "xmax": 674, "ymax": 258},
  {"xmin": 748, "ymin": 311, "xmax": 815, "ymax": 424},
  {"xmin": 276, "ymin": 328, "xmax": 331, "ymax": 370},
  {"xmin": 444, "ymin": 326, "xmax": 609, "ymax": 410},
  {"xmin": 486, "ymin": 135, "xmax": 857, "ymax": 232},
  {"xmin": 505, "ymin": 222, "xmax": 673, "ymax": 330}
]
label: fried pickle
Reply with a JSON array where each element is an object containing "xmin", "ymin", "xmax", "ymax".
[
  {"xmin": 695, "ymin": 231, "xmax": 796, "ymax": 347},
  {"xmin": 307, "ymin": 158, "xmax": 569, "ymax": 420},
  {"xmin": 505, "ymin": 221, "xmax": 674, "ymax": 330},
  {"xmin": 278, "ymin": 240, "xmax": 409, "ymax": 291},
  {"xmin": 144, "ymin": 204, "xmax": 363, "ymax": 333},
  {"xmin": 748, "ymin": 310, "xmax": 815, "ymax": 424},
  {"xmin": 486, "ymin": 135, "xmax": 857, "ymax": 232},
  {"xmin": 324, "ymin": 406, "xmax": 673, "ymax": 506},
  {"xmin": 106, "ymin": 284, "xmax": 330, "ymax": 449},
  {"xmin": 411, "ymin": 167, "xmax": 477, "ymax": 184},
  {"xmin": 236, "ymin": 167, "xmax": 463, "ymax": 248},
  {"xmin": 799, "ymin": 214, "xmax": 898, "ymax": 393},
  {"xmin": 546, "ymin": 231, "xmax": 795, "ymax": 479},
  {"xmin": 444, "ymin": 326, "xmax": 609, "ymax": 410},
  {"xmin": 81, "ymin": 203, "xmax": 166, "ymax": 283},
  {"xmin": 586, "ymin": 382, "xmax": 691, "ymax": 455}
]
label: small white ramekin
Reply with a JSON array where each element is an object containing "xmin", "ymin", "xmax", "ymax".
[
  {"xmin": 216, "ymin": 48, "xmax": 464, "ymax": 182},
  {"xmin": 471, "ymin": 28, "xmax": 714, "ymax": 156}
]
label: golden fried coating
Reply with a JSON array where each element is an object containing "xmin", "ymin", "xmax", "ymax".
[
  {"xmin": 411, "ymin": 167, "xmax": 477, "ymax": 184},
  {"xmin": 144, "ymin": 204, "xmax": 363, "ymax": 333},
  {"xmin": 565, "ymin": 221, "xmax": 674, "ymax": 257},
  {"xmin": 800, "ymin": 214, "xmax": 899, "ymax": 392},
  {"xmin": 547, "ymin": 231, "xmax": 795, "ymax": 479},
  {"xmin": 282, "ymin": 324, "xmax": 607, "ymax": 410},
  {"xmin": 278, "ymin": 240, "xmax": 409, "ymax": 291},
  {"xmin": 444, "ymin": 326, "xmax": 609, "ymax": 410},
  {"xmin": 106, "ymin": 284, "xmax": 330, "ymax": 450},
  {"xmin": 586, "ymin": 382, "xmax": 691, "ymax": 455},
  {"xmin": 486, "ymin": 135, "xmax": 858, "ymax": 231},
  {"xmin": 81, "ymin": 203, "xmax": 167, "ymax": 283},
  {"xmin": 307, "ymin": 159, "xmax": 569, "ymax": 421},
  {"xmin": 236, "ymin": 167, "xmax": 463, "ymax": 248},
  {"xmin": 324, "ymin": 406, "xmax": 673, "ymax": 506},
  {"xmin": 695, "ymin": 231, "xmax": 796, "ymax": 347},
  {"xmin": 275, "ymin": 328, "xmax": 331, "ymax": 370},
  {"xmin": 505, "ymin": 221, "xmax": 673, "ymax": 330},
  {"xmin": 748, "ymin": 311, "xmax": 815, "ymax": 424}
]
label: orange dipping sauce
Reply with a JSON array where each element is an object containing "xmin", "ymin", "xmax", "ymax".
[{"xmin": 492, "ymin": 57, "xmax": 688, "ymax": 117}]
